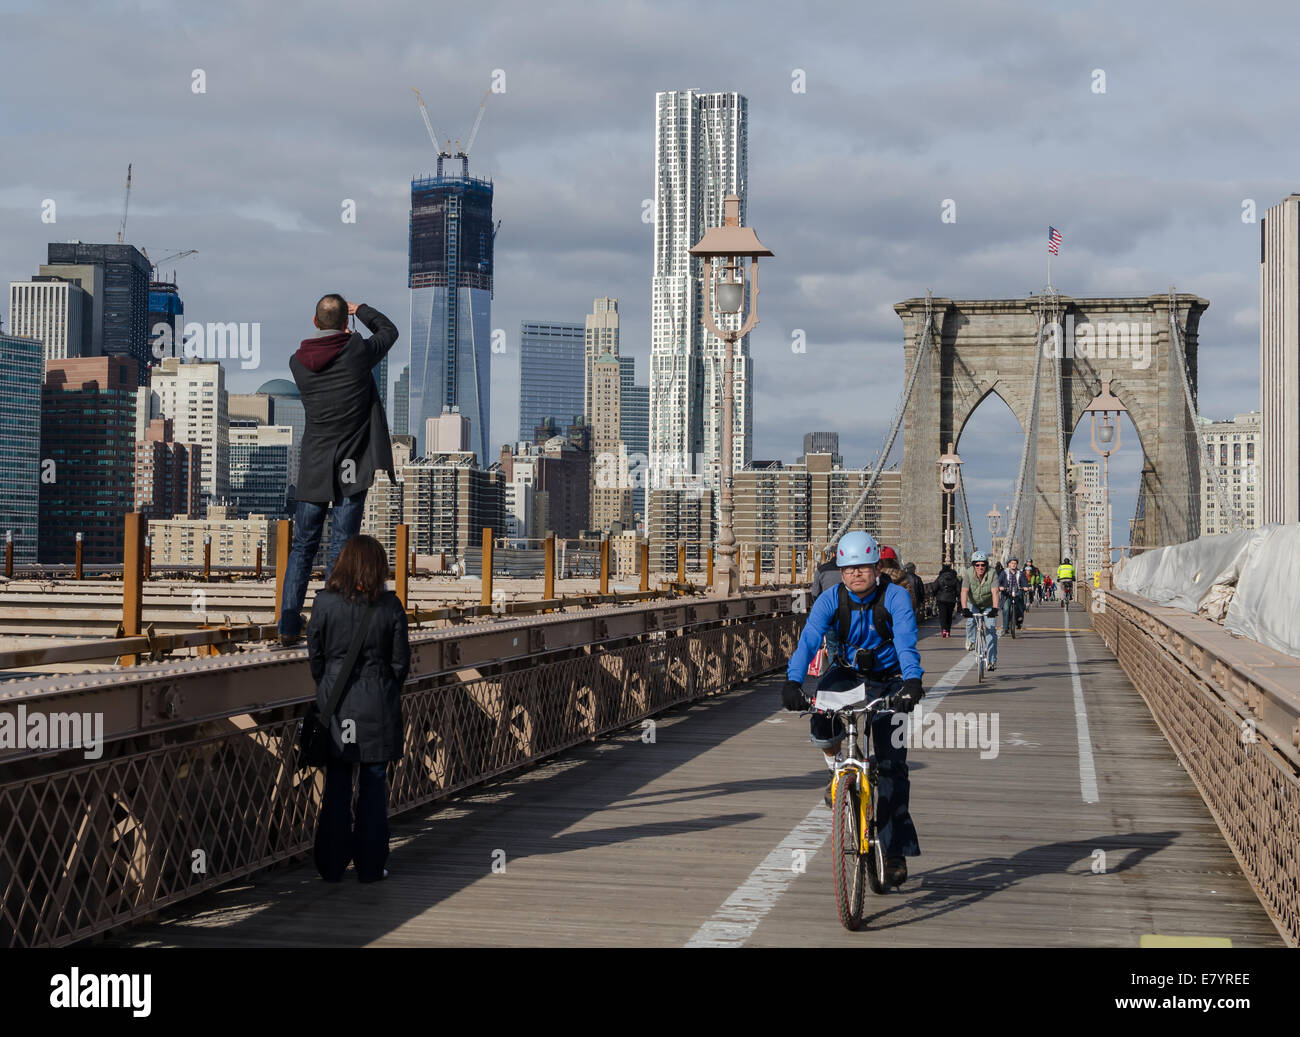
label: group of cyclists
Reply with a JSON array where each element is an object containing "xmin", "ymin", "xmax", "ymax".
[{"xmin": 779, "ymin": 529, "xmax": 1080, "ymax": 889}]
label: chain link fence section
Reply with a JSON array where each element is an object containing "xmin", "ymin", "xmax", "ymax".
[
  {"xmin": 1084, "ymin": 583, "xmax": 1300, "ymax": 946},
  {"xmin": 0, "ymin": 610, "xmax": 800, "ymax": 947}
]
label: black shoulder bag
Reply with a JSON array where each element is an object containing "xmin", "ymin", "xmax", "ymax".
[{"xmin": 297, "ymin": 602, "xmax": 378, "ymax": 768}]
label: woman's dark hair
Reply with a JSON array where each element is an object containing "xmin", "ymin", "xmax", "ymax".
[{"xmin": 326, "ymin": 534, "xmax": 390, "ymax": 603}]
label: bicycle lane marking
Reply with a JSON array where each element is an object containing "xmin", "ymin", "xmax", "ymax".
[
  {"xmin": 684, "ymin": 647, "xmax": 976, "ymax": 948},
  {"xmin": 1063, "ymin": 608, "xmax": 1100, "ymax": 803}
]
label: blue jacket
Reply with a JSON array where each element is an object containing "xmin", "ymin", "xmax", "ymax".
[
  {"xmin": 998, "ymin": 569, "xmax": 1029, "ymax": 596},
  {"xmin": 787, "ymin": 580, "xmax": 923, "ymax": 683}
]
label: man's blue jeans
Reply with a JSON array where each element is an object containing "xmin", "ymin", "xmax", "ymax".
[
  {"xmin": 278, "ymin": 491, "xmax": 367, "ymax": 637},
  {"xmin": 1001, "ymin": 592, "xmax": 1024, "ymax": 633}
]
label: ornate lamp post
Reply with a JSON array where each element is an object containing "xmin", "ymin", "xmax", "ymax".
[
  {"xmin": 1082, "ymin": 378, "xmax": 1127, "ymax": 588},
  {"xmin": 689, "ymin": 195, "xmax": 773, "ymax": 597},
  {"xmin": 938, "ymin": 441, "xmax": 963, "ymax": 565}
]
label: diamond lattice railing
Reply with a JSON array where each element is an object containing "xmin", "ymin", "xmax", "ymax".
[{"xmin": 0, "ymin": 614, "xmax": 799, "ymax": 946}]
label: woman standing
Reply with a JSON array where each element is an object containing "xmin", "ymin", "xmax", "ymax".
[{"xmin": 307, "ymin": 534, "xmax": 410, "ymax": 883}]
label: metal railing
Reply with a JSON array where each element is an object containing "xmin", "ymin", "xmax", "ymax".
[
  {"xmin": 1083, "ymin": 582, "xmax": 1300, "ymax": 946},
  {"xmin": 0, "ymin": 592, "xmax": 801, "ymax": 946}
]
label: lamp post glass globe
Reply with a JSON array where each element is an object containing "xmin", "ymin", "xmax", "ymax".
[{"xmin": 716, "ymin": 277, "xmax": 744, "ymax": 314}]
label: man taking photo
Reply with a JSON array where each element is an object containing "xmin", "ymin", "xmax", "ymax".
[{"xmin": 278, "ymin": 294, "xmax": 399, "ymax": 646}]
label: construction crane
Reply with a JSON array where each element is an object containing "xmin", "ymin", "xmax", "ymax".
[
  {"xmin": 141, "ymin": 248, "xmax": 197, "ymax": 282},
  {"xmin": 412, "ymin": 88, "xmax": 449, "ymax": 158},
  {"xmin": 462, "ymin": 88, "xmax": 491, "ymax": 158},
  {"xmin": 116, "ymin": 164, "xmax": 132, "ymax": 244}
]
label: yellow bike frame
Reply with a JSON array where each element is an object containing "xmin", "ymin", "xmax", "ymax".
[{"xmin": 830, "ymin": 763, "xmax": 873, "ymax": 855}]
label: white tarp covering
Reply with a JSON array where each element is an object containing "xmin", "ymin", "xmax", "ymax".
[{"xmin": 1114, "ymin": 523, "xmax": 1300, "ymax": 660}]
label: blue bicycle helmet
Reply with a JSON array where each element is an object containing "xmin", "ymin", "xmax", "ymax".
[{"xmin": 836, "ymin": 531, "xmax": 881, "ymax": 567}]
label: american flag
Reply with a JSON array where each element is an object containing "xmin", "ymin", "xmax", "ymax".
[{"xmin": 1048, "ymin": 226, "xmax": 1062, "ymax": 255}]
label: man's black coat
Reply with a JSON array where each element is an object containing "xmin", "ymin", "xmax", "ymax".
[{"xmin": 289, "ymin": 303, "xmax": 399, "ymax": 504}]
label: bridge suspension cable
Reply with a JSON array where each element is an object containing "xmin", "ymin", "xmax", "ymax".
[
  {"xmin": 830, "ymin": 292, "xmax": 935, "ymax": 543},
  {"xmin": 1168, "ymin": 288, "xmax": 1241, "ymax": 532},
  {"xmin": 1049, "ymin": 292, "xmax": 1070, "ymax": 560},
  {"xmin": 956, "ymin": 464, "xmax": 977, "ymax": 560}
]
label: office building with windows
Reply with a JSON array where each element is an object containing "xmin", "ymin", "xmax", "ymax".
[
  {"xmin": 585, "ymin": 297, "xmax": 619, "ymax": 420},
  {"xmin": 42, "ymin": 242, "xmax": 151, "ymax": 384},
  {"xmin": 1198, "ymin": 412, "xmax": 1262, "ymax": 535},
  {"xmin": 150, "ymin": 357, "xmax": 229, "ymax": 503},
  {"xmin": 229, "ymin": 422, "xmax": 293, "ymax": 518},
  {"xmin": 0, "ymin": 333, "xmax": 43, "ymax": 564},
  {"xmin": 40, "ymin": 356, "xmax": 138, "ymax": 564},
  {"xmin": 649, "ymin": 90, "xmax": 751, "ymax": 495},
  {"xmin": 1260, "ymin": 195, "xmax": 1300, "ymax": 525},
  {"xmin": 8, "ymin": 276, "xmax": 87, "ymax": 365}
]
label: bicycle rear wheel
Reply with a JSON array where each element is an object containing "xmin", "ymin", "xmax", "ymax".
[{"xmin": 831, "ymin": 770, "xmax": 865, "ymax": 930}]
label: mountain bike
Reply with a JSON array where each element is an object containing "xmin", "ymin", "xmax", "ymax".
[{"xmin": 813, "ymin": 676, "xmax": 901, "ymax": 931}]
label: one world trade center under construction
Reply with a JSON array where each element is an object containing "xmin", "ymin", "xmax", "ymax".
[{"xmin": 407, "ymin": 155, "xmax": 494, "ymax": 464}]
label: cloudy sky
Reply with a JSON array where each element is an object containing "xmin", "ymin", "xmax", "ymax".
[{"xmin": 1, "ymin": 0, "xmax": 1292, "ymax": 558}]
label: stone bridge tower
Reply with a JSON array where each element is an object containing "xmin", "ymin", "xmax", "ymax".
[{"xmin": 895, "ymin": 294, "xmax": 1208, "ymax": 577}]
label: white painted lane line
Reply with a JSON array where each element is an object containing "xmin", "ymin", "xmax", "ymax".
[
  {"xmin": 1063, "ymin": 609, "xmax": 1100, "ymax": 804},
  {"xmin": 685, "ymin": 804, "xmax": 832, "ymax": 948},
  {"xmin": 685, "ymin": 648, "xmax": 975, "ymax": 948}
]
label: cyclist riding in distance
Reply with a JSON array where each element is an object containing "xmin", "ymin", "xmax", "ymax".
[
  {"xmin": 1057, "ymin": 557, "xmax": 1076, "ymax": 606},
  {"xmin": 960, "ymin": 551, "xmax": 1002, "ymax": 669},
  {"xmin": 782, "ymin": 530, "xmax": 924, "ymax": 887}
]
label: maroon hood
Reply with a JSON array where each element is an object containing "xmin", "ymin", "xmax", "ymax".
[{"xmin": 294, "ymin": 330, "xmax": 351, "ymax": 372}]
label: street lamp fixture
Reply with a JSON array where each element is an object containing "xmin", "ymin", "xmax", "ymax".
[
  {"xmin": 1082, "ymin": 377, "xmax": 1128, "ymax": 587},
  {"xmin": 937, "ymin": 441, "xmax": 962, "ymax": 565},
  {"xmin": 689, "ymin": 194, "xmax": 773, "ymax": 597}
]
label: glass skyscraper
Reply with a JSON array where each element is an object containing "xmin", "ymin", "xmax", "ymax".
[
  {"xmin": 619, "ymin": 355, "xmax": 649, "ymax": 520},
  {"xmin": 408, "ymin": 167, "xmax": 494, "ymax": 463},
  {"xmin": 519, "ymin": 321, "xmax": 584, "ymax": 443},
  {"xmin": 0, "ymin": 334, "xmax": 43, "ymax": 565}
]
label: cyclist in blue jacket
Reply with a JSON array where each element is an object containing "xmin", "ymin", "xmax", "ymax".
[{"xmin": 781, "ymin": 530, "xmax": 924, "ymax": 886}]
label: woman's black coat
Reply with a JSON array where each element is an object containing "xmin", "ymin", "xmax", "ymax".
[{"xmin": 307, "ymin": 588, "xmax": 410, "ymax": 763}]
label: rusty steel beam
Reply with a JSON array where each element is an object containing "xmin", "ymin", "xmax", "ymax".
[
  {"xmin": 396, "ymin": 524, "xmax": 410, "ymax": 608},
  {"xmin": 481, "ymin": 528, "xmax": 493, "ymax": 607},
  {"xmin": 640, "ymin": 540, "xmax": 649, "ymax": 593},
  {"xmin": 274, "ymin": 519, "xmax": 291, "ymax": 627},
  {"xmin": 544, "ymin": 535, "xmax": 555, "ymax": 601},
  {"xmin": 121, "ymin": 514, "xmax": 145, "ymax": 667}
]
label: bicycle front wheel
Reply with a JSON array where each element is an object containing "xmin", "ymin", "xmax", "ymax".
[
  {"xmin": 831, "ymin": 771, "xmax": 866, "ymax": 930},
  {"xmin": 865, "ymin": 773, "xmax": 888, "ymax": 895},
  {"xmin": 977, "ymin": 629, "xmax": 986, "ymax": 682}
]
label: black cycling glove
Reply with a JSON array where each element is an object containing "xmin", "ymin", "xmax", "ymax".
[
  {"xmin": 781, "ymin": 679, "xmax": 809, "ymax": 711},
  {"xmin": 892, "ymin": 678, "xmax": 924, "ymax": 713}
]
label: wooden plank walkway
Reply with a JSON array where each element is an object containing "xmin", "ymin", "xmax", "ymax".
[{"xmin": 111, "ymin": 604, "xmax": 1283, "ymax": 947}]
